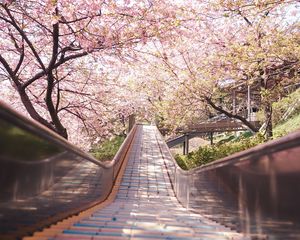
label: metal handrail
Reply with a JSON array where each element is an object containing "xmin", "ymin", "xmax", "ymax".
[
  {"xmin": 159, "ymin": 125, "xmax": 300, "ymax": 238},
  {"xmin": 160, "ymin": 126, "xmax": 300, "ymax": 175},
  {"xmin": 0, "ymin": 101, "xmax": 135, "ymax": 169},
  {"xmin": 0, "ymin": 101, "xmax": 137, "ymax": 239}
]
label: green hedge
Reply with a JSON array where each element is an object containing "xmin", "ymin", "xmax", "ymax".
[
  {"xmin": 175, "ymin": 134, "xmax": 265, "ymax": 170},
  {"xmin": 89, "ymin": 135, "xmax": 125, "ymax": 161}
]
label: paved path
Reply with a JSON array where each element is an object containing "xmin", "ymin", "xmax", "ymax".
[{"xmin": 39, "ymin": 125, "xmax": 249, "ymax": 239}]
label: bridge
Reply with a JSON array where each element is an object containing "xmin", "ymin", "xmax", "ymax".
[
  {"xmin": 166, "ymin": 119, "xmax": 260, "ymax": 154},
  {"xmin": 1, "ymin": 102, "xmax": 300, "ymax": 239}
]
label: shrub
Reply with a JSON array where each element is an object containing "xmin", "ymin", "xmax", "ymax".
[
  {"xmin": 90, "ymin": 135, "xmax": 125, "ymax": 161},
  {"xmin": 174, "ymin": 154, "xmax": 189, "ymax": 170},
  {"xmin": 175, "ymin": 133, "xmax": 265, "ymax": 170}
]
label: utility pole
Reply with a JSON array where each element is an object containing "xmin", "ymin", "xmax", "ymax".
[
  {"xmin": 247, "ymin": 85, "xmax": 251, "ymax": 121},
  {"xmin": 233, "ymin": 90, "xmax": 237, "ymax": 115}
]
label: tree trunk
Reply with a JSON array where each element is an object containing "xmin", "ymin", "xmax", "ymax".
[
  {"xmin": 46, "ymin": 73, "xmax": 68, "ymax": 139},
  {"xmin": 19, "ymin": 88, "xmax": 55, "ymax": 131},
  {"xmin": 260, "ymin": 74, "xmax": 273, "ymax": 139},
  {"xmin": 263, "ymin": 103, "xmax": 273, "ymax": 139},
  {"xmin": 19, "ymin": 87, "xmax": 68, "ymax": 139}
]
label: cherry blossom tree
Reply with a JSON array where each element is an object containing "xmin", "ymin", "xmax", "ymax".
[
  {"xmin": 127, "ymin": 0, "xmax": 299, "ymax": 137},
  {"xmin": 0, "ymin": 0, "xmax": 180, "ymax": 139},
  {"xmin": 209, "ymin": 0, "xmax": 300, "ymax": 137},
  {"xmin": 1, "ymin": 0, "xmax": 299, "ymax": 143}
]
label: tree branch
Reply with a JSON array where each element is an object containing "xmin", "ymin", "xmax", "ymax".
[
  {"xmin": 48, "ymin": 8, "xmax": 59, "ymax": 70},
  {"xmin": 237, "ymin": 10, "xmax": 252, "ymax": 26},
  {"xmin": 22, "ymin": 51, "xmax": 89, "ymax": 89},
  {"xmin": 0, "ymin": 53, "xmax": 21, "ymax": 88},
  {"xmin": 13, "ymin": 39, "xmax": 25, "ymax": 75},
  {"xmin": 2, "ymin": 4, "xmax": 46, "ymax": 71},
  {"xmin": 204, "ymin": 96, "xmax": 259, "ymax": 132},
  {"xmin": 45, "ymin": 72, "xmax": 68, "ymax": 138}
]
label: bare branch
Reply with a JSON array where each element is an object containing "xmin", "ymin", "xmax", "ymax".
[
  {"xmin": 0, "ymin": 53, "xmax": 21, "ymax": 88},
  {"xmin": 204, "ymin": 96, "xmax": 259, "ymax": 132},
  {"xmin": 2, "ymin": 4, "xmax": 46, "ymax": 71},
  {"xmin": 13, "ymin": 39, "xmax": 25, "ymax": 75}
]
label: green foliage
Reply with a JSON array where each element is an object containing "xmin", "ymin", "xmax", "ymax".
[
  {"xmin": 257, "ymin": 88, "xmax": 300, "ymax": 125},
  {"xmin": 215, "ymin": 135, "xmax": 235, "ymax": 145},
  {"xmin": 273, "ymin": 112, "xmax": 300, "ymax": 138},
  {"xmin": 0, "ymin": 119, "xmax": 61, "ymax": 161},
  {"xmin": 90, "ymin": 135, "xmax": 125, "ymax": 161},
  {"xmin": 175, "ymin": 134, "xmax": 265, "ymax": 170},
  {"xmin": 272, "ymin": 88, "xmax": 300, "ymax": 126},
  {"xmin": 174, "ymin": 154, "xmax": 189, "ymax": 170},
  {"xmin": 216, "ymin": 131, "xmax": 253, "ymax": 145},
  {"xmin": 236, "ymin": 131, "xmax": 253, "ymax": 139}
]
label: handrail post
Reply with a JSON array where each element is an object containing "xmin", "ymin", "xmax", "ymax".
[
  {"xmin": 186, "ymin": 174, "xmax": 190, "ymax": 209},
  {"xmin": 183, "ymin": 134, "xmax": 189, "ymax": 155},
  {"xmin": 185, "ymin": 134, "xmax": 189, "ymax": 155},
  {"xmin": 128, "ymin": 114, "xmax": 135, "ymax": 133}
]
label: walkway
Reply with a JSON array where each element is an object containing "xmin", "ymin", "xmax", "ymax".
[{"xmin": 28, "ymin": 125, "xmax": 248, "ymax": 239}]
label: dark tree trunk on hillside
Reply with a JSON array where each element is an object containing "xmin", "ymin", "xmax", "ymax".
[
  {"xmin": 260, "ymin": 71, "xmax": 273, "ymax": 139},
  {"xmin": 263, "ymin": 103, "xmax": 273, "ymax": 139}
]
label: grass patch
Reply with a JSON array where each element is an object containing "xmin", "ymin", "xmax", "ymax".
[
  {"xmin": 272, "ymin": 88, "xmax": 300, "ymax": 126},
  {"xmin": 273, "ymin": 112, "xmax": 300, "ymax": 138},
  {"xmin": 89, "ymin": 135, "xmax": 125, "ymax": 161},
  {"xmin": 216, "ymin": 131, "xmax": 253, "ymax": 145}
]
